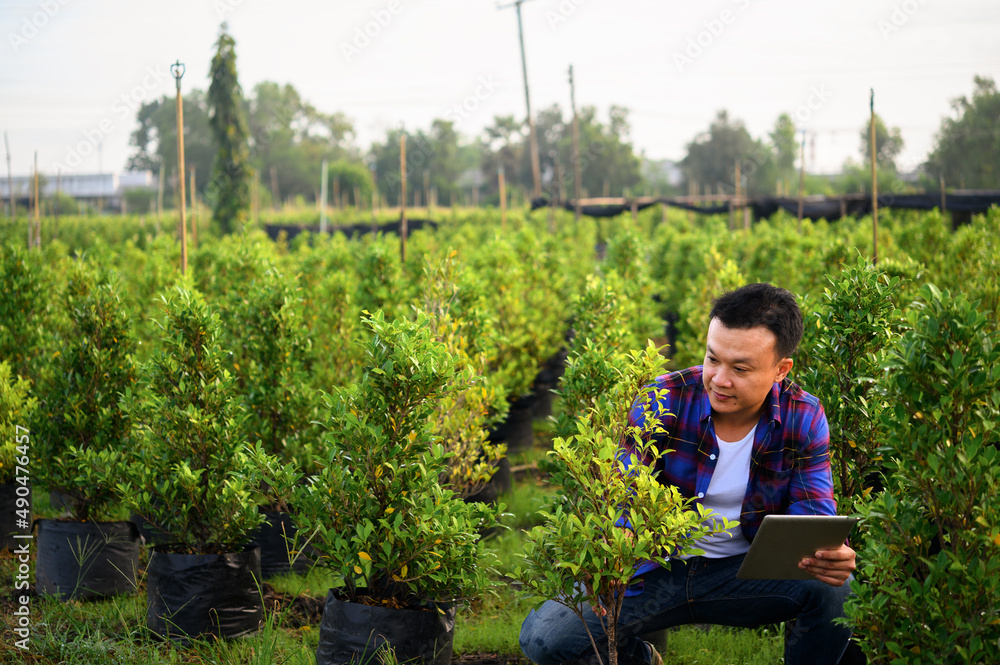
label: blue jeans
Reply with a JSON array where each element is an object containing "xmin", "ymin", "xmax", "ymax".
[{"xmin": 519, "ymin": 554, "xmax": 853, "ymax": 665}]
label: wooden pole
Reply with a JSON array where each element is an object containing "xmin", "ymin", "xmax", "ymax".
[
  {"xmin": 423, "ymin": 169, "xmax": 430, "ymax": 214},
  {"xmin": 796, "ymin": 131, "xmax": 806, "ymax": 232},
  {"xmin": 3, "ymin": 131, "xmax": 12, "ymax": 219},
  {"xmin": 569, "ymin": 65, "xmax": 582, "ymax": 222},
  {"xmin": 503, "ymin": 0, "xmax": 542, "ymax": 199},
  {"xmin": 939, "ymin": 175, "xmax": 946, "ymax": 212},
  {"xmin": 499, "ymin": 165, "xmax": 507, "ymax": 231},
  {"xmin": 33, "ymin": 151, "xmax": 40, "ymax": 247},
  {"xmin": 319, "ymin": 159, "xmax": 329, "ymax": 235},
  {"xmin": 54, "ymin": 169, "xmax": 60, "ymax": 239},
  {"xmin": 370, "ymin": 162, "xmax": 378, "ymax": 235},
  {"xmin": 157, "ymin": 162, "xmax": 165, "ymax": 235},
  {"xmin": 869, "ymin": 89, "xmax": 878, "ymax": 265},
  {"xmin": 190, "ymin": 166, "xmax": 198, "ymax": 249},
  {"xmin": 400, "ymin": 134, "xmax": 407, "ymax": 262},
  {"xmin": 172, "ymin": 61, "xmax": 188, "ymax": 275},
  {"xmin": 270, "ymin": 165, "xmax": 280, "ymax": 210}
]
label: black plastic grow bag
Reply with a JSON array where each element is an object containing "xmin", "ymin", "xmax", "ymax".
[
  {"xmin": 146, "ymin": 544, "xmax": 262, "ymax": 643},
  {"xmin": 249, "ymin": 511, "xmax": 312, "ymax": 579},
  {"xmin": 316, "ymin": 588, "xmax": 455, "ymax": 665},
  {"xmin": 35, "ymin": 519, "xmax": 141, "ymax": 599}
]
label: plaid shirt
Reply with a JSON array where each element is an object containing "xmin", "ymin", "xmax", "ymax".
[{"xmin": 624, "ymin": 365, "xmax": 836, "ymax": 546}]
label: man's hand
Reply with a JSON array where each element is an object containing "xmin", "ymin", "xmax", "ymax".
[{"xmin": 798, "ymin": 543, "xmax": 856, "ymax": 586}]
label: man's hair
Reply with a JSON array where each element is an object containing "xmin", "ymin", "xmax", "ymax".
[{"xmin": 709, "ymin": 283, "xmax": 803, "ymax": 360}]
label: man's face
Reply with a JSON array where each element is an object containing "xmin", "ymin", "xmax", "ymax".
[{"xmin": 702, "ymin": 318, "xmax": 793, "ymax": 426}]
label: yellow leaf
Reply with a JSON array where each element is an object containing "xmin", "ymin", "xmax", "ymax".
[
  {"xmin": 385, "ymin": 507, "xmax": 394, "ymax": 514},
  {"xmin": 359, "ymin": 551, "xmax": 372, "ymax": 561},
  {"xmin": 401, "ymin": 564, "xmax": 407, "ymax": 577},
  {"xmin": 354, "ymin": 565, "xmax": 362, "ymax": 574},
  {"xmin": 993, "ymin": 533, "xmax": 1000, "ymax": 546}
]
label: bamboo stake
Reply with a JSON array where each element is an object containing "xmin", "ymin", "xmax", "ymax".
[
  {"xmin": 3, "ymin": 131, "xmax": 12, "ymax": 219},
  {"xmin": 870, "ymin": 89, "xmax": 878, "ymax": 265},
  {"xmin": 400, "ymin": 133, "xmax": 407, "ymax": 262},
  {"xmin": 499, "ymin": 165, "xmax": 507, "ymax": 231},
  {"xmin": 157, "ymin": 163, "xmax": 165, "ymax": 236},
  {"xmin": 320, "ymin": 159, "xmax": 329, "ymax": 235},
  {"xmin": 33, "ymin": 151, "xmax": 39, "ymax": 248},
  {"xmin": 270, "ymin": 165, "xmax": 280, "ymax": 211},
  {"xmin": 172, "ymin": 61, "xmax": 188, "ymax": 276},
  {"xmin": 190, "ymin": 166, "xmax": 198, "ymax": 249},
  {"xmin": 796, "ymin": 131, "xmax": 806, "ymax": 232}
]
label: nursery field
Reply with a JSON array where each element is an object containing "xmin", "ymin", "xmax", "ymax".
[{"xmin": 1, "ymin": 204, "xmax": 999, "ymax": 665}]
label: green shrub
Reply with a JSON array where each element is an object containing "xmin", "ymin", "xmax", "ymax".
[
  {"xmin": 117, "ymin": 286, "xmax": 286, "ymax": 552},
  {"xmin": 846, "ymin": 283, "xmax": 1000, "ymax": 664},
  {"xmin": 284, "ymin": 310, "xmax": 501, "ymax": 606},
  {"xmin": 799, "ymin": 256, "xmax": 904, "ymax": 508},
  {"xmin": 31, "ymin": 265, "xmax": 138, "ymax": 521},
  {"xmin": 0, "ymin": 361, "xmax": 35, "ymax": 484}
]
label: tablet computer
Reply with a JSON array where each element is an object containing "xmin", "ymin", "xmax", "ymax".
[{"xmin": 736, "ymin": 514, "xmax": 859, "ymax": 580}]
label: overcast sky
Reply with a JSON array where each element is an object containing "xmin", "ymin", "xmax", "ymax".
[{"xmin": 2, "ymin": 0, "xmax": 998, "ymax": 179}]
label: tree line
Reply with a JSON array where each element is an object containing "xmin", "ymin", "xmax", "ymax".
[{"xmin": 127, "ymin": 29, "xmax": 1000, "ymax": 226}]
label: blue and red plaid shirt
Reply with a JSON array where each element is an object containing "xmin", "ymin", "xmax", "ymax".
[{"xmin": 623, "ymin": 365, "xmax": 836, "ymax": 549}]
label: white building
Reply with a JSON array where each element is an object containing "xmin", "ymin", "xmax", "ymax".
[{"xmin": 1, "ymin": 171, "xmax": 154, "ymax": 211}]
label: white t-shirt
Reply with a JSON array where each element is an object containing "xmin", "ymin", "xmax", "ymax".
[{"xmin": 687, "ymin": 425, "xmax": 756, "ymax": 558}]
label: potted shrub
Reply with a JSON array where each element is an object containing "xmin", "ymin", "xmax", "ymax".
[
  {"xmin": 30, "ymin": 267, "xmax": 142, "ymax": 600},
  {"xmin": 421, "ymin": 253, "xmax": 507, "ymax": 501},
  {"xmin": 0, "ymin": 361, "xmax": 35, "ymax": 551},
  {"xmin": 225, "ymin": 264, "xmax": 322, "ymax": 577},
  {"xmin": 517, "ymin": 341, "xmax": 728, "ymax": 665},
  {"xmin": 116, "ymin": 286, "xmax": 292, "ymax": 643},
  {"xmin": 270, "ymin": 310, "xmax": 501, "ymax": 665}
]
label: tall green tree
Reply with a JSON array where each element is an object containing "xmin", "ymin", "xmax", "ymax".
[
  {"xmin": 925, "ymin": 75, "xmax": 1000, "ymax": 189},
  {"xmin": 208, "ymin": 25, "xmax": 252, "ymax": 234},
  {"xmin": 860, "ymin": 113, "xmax": 904, "ymax": 172}
]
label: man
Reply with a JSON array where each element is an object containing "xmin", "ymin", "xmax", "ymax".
[{"xmin": 520, "ymin": 283, "xmax": 856, "ymax": 665}]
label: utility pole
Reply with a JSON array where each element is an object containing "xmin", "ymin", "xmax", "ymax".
[
  {"xmin": 869, "ymin": 88, "xmax": 879, "ymax": 266},
  {"xmin": 171, "ymin": 60, "xmax": 188, "ymax": 275},
  {"xmin": 500, "ymin": 0, "xmax": 542, "ymax": 200},
  {"xmin": 569, "ymin": 65, "xmax": 582, "ymax": 222},
  {"xmin": 3, "ymin": 132, "xmax": 12, "ymax": 218}
]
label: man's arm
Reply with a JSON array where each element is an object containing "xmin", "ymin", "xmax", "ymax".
[{"xmin": 790, "ymin": 403, "xmax": 856, "ymax": 586}]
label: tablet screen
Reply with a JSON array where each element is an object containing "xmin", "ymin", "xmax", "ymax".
[{"xmin": 736, "ymin": 515, "xmax": 859, "ymax": 580}]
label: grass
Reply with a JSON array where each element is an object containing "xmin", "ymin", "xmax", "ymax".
[{"xmin": 0, "ymin": 422, "xmax": 783, "ymax": 665}]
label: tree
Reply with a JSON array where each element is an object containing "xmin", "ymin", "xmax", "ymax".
[
  {"xmin": 860, "ymin": 113, "xmax": 904, "ymax": 172},
  {"xmin": 770, "ymin": 113, "xmax": 798, "ymax": 191},
  {"xmin": 248, "ymin": 81, "xmax": 357, "ymax": 205},
  {"xmin": 681, "ymin": 110, "xmax": 776, "ymax": 196},
  {"xmin": 925, "ymin": 76, "xmax": 1000, "ymax": 189},
  {"xmin": 208, "ymin": 25, "xmax": 252, "ymax": 234}
]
